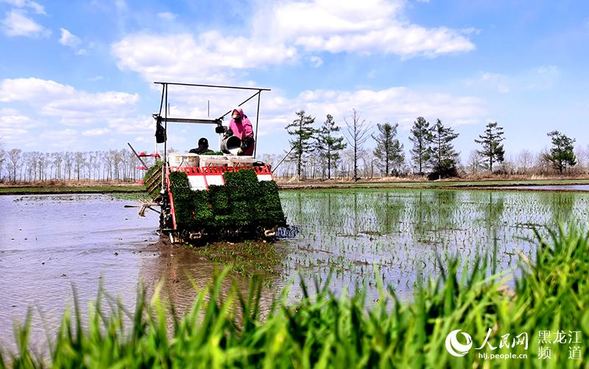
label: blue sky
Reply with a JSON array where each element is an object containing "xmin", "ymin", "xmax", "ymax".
[{"xmin": 1, "ymin": 0, "xmax": 588, "ymax": 163}]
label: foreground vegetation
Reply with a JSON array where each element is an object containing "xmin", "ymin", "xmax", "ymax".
[{"xmin": 2, "ymin": 225, "xmax": 588, "ymax": 368}]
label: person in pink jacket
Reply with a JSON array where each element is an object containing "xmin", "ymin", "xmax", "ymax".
[{"xmin": 228, "ymin": 108, "xmax": 255, "ymax": 155}]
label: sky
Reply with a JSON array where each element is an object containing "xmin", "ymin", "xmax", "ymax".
[{"xmin": 1, "ymin": 0, "xmax": 588, "ymax": 162}]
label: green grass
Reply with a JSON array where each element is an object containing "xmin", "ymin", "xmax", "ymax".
[
  {"xmin": 2, "ymin": 225, "xmax": 589, "ymax": 368},
  {"xmin": 192, "ymin": 240, "xmax": 285, "ymax": 277}
]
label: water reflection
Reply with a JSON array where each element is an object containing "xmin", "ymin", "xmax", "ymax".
[
  {"xmin": 280, "ymin": 188, "xmax": 589, "ymax": 299},
  {"xmin": 138, "ymin": 240, "xmax": 285, "ymax": 316}
]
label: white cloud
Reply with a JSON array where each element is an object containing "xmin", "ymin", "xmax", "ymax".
[
  {"xmin": 467, "ymin": 65, "xmax": 560, "ymax": 94},
  {"xmin": 0, "ymin": 0, "xmax": 46, "ymax": 14},
  {"xmin": 526, "ymin": 65, "xmax": 560, "ymax": 90},
  {"xmin": 201, "ymin": 86, "xmax": 484, "ymax": 147},
  {"xmin": 308, "ymin": 56, "xmax": 323, "ymax": 67},
  {"xmin": 0, "ymin": 78, "xmax": 147, "ymax": 149},
  {"xmin": 41, "ymin": 91, "xmax": 139, "ymax": 124},
  {"xmin": 59, "ymin": 28, "xmax": 81, "ymax": 48},
  {"xmin": 0, "ymin": 78, "xmax": 138, "ymax": 119},
  {"xmin": 82, "ymin": 128, "xmax": 109, "ymax": 137},
  {"xmin": 1, "ymin": 9, "xmax": 48, "ymax": 37},
  {"xmin": 114, "ymin": 0, "xmax": 127, "ymax": 12},
  {"xmin": 112, "ymin": 0, "xmax": 474, "ymax": 82},
  {"xmin": 0, "ymin": 108, "xmax": 36, "ymax": 142},
  {"xmin": 40, "ymin": 128, "xmax": 79, "ymax": 148},
  {"xmin": 478, "ymin": 72, "xmax": 510, "ymax": 93},
  {"xmin": 258, "ymin": 0, "xmax": 474, "ymax": 56},
  {"xmin": 0, "ymin": 77, "xmax": 74, "ymax": 102},
  {"xmin": 112, "ymin": 32, "xmax": 297, "ymax": 82},
  {"xmin": 157, "ymin": 11, "xmax": 175, "ymax": 21},
  {"xmin": 285, "ymin": 87, "xmax": 485, "ymax": 129}
]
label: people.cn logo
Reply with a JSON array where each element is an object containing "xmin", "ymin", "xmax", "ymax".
[{"xmin": 445, "ymin": 329, "xmax": 473, "ymax": 357}]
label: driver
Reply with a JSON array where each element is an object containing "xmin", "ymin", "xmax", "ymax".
[
  {"xmin": 228, "ymin": 108, "xmax": 255, "ymax": 155},
  {"xmin": 189, "ymin": 137, "xmax": 209, "ymax": 154}
]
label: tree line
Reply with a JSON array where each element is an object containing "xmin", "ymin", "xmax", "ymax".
[
  {"xmin": 0, "ymin": 112, "xmax": 582, "ymax": 183},
  {"xmin": 0, "ymin": 148, "xmax": 142, "ymax": 183},
  {"xmin": 276, "ymin": 109, "xmax": 581, "ymax": 180}
]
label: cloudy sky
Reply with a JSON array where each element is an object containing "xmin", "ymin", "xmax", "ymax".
[{"xmin": 1, "ymin": 0, "xmax": 588, "ymax": 160}]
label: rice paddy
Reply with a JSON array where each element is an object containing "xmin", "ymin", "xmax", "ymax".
[
  {"xmin": 2, "ymin": 224, "xmax": 589, "ymax": 368},
  {"xmin": 278, "ymin": 188, "xmax": 589, "ymax": 298},
  {"xmin": 2, "ymin": 187, "xmax": 589, "ymax": 366}
]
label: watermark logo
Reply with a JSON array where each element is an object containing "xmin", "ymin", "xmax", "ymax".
[{"xmin": 445, "ymin": 329, "xmax": 473, "ymax": 357}]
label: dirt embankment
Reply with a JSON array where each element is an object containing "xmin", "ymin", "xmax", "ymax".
[
  {"xmin": 275, "ymin": 174, "xmax": 589, "ymax": 190},
  {"xmin": 0, "ymin": 181, "xmax": 145, "ymax": 195}
]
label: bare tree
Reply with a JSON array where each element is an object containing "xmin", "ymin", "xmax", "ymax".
[
  {"xmin": 0, "ymin": 148, "xmax": 5, "ymax": 181},
  {"xmin": 515, "ymin": 149, "xmax": 533, "ymax": 174},
  {"xmin": 344, "ymin": 109, "xmax": 370, "ymax": 181},
  {"xmin": 574, "ymin": 145, "xmax": 589, "ymax": 174},
  {"xmin": 467, "ymin": 150, "xmax": 482, "ymax": 175},
  {"xmin": 7, "ymin": 148, "xmax": 22, "ymax": 182}
]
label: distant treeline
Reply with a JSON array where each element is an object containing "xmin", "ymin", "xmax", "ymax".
[
  {"xmin": 268, "ymin": 110, "xmax": 587, "ymax": 180},
  {"xmin": 0, "ymin": 148, "xmax": 142, "ymax": 183},
  {"xmin": 0, "ymin": 112, "xmax": 587, "ymax": 183}
]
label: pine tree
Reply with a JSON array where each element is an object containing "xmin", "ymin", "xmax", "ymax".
[
  {"xmin": 286, "ymin": 110, "xmax": 316, "ymax": 179},
  {"xmin": 474, "ymin": 122, "xmax": 505, "ymax": 172},
  {"xmin": 544, "ymin": 130, "xmax": 576, "ymax": 173},
  {"xmin": 316, "ymin": 114, "xmax": 346, "ymax": 179},
  {"xmin": 429, "ymin": 119, "xmax": 459, "ymax": 179},
  {"xmin": 372, "ymin": 123, "xmax": 404, "ymax": 176},
  {"xmin": 409, "ymin": 117, "xmax": 432, "ymax": 175}
]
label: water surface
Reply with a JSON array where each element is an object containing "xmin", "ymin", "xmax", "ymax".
[{"xmin": 2, "ymin": 189, "xmax": 588, "ymax": 349}]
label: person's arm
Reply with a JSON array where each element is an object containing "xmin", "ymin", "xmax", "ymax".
[
  {"xmin": 242, "ymin": 117, "xmax": 254, "ymax": 138},
  {"xmin": 228, "ymin": 120, "xmax": 237, "ymax": 137}
]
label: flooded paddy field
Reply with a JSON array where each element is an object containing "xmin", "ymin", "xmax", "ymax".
[
  {"xmin": 1, "ymin": 189, "xmax": 589, "ymax": 348},
  {"xmin": 280, "ymin": 189, "xmax": 589, "ymax": 294}
]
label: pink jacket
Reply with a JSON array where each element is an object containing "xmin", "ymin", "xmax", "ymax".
[
  {"xmin": 229, "ymin": 108, "xmax": 254, "ymax": 140},
  {"xmin": 229, "ymin": 108, "xmax": 255, "ymax": 155}
]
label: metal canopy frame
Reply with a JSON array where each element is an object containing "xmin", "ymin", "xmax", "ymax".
[{"xmin": 153, "ymin": 81, "xmax": 270, "ymax": 191}]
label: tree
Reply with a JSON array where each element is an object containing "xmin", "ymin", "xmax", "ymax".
[
  {"xmin": 409, "ymin": 117, "xmax": 432, "ymax": 175},
  {"xmin": 429, "ymin": 119, "xmax": 460, "ymax": 179},
  {"xmin": 475, "ymin": 122, "xmax": 505, "ymax": 172},
  {"xmin": 467, "ymin": 150, "xmax": 483, "ymax": 175},
  {"xmin": 316, "ymin": 114, "xmax": 346, "ymax": 179},
  {"xmin": 7, "ymin": 148, "xmax": 22, "ymax": 182},
  {"xmin": 516, "ymin": 149, "xmax": 533, "ymax": 174},
  {"xmin": 544, "ymin": 130, "xmax": 576, "ymax": 174},
  {"xmin": 372, "ymin": 123, "xmax": 404, "ymax": 176},
  {"xmin": 344, "ymin": 109, "xmax": 370, "ymax": 181},
  {"xmin": 286, "ymin": 110, "xmax": 316, "ymax": 180},
  {"xmin": 0, "ymin": 147, "xmax": 5, "ymax": 181},
  {"xmin": 77, "ymin": 151, "xmax": 91, "ymax": 181}
]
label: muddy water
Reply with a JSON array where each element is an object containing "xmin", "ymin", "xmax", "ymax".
[
  {"xmin": 0, "ymin": 195, "xmax": 150, "ymax": 349},
  {"xmin": 0, "ymin": 194, "xmax": 283, "ymax": 351}
]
